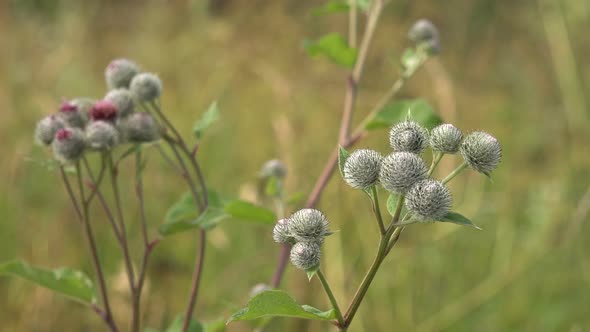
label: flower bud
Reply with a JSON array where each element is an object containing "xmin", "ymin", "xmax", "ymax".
[
  {"xmin": 343, "ymin": 149, "xmax": 382, "ymax": 190},
  {"xmin": 408, "ymin": 19, "xmax": 440, "ymax": 54},
  {"xmin": 260, "ymin": 159, "xmax": 287, "ymax": 179},
  {"xmin": 90, "ymin": 100, "xmax": 118, "ymax": 122},
  {"xmin": 290, "ymin": 242, "xmax": 321, "ymax": 270},
  {"xmin": 52, "ymin": 128, "xmax": 86, "ymax": 163},
  {"xmin": 58, "ymin": 101, "xmax": 87, "ymax": 128},
  {"xmin": 379, "ymin": 152, "xmax": 428, "ymax": 194},
  {"xmin": 430, "ymin": 123, "xmax": 462, "ymax": 154},
  {"xmin": 118, "ymin": 112, "xmax": 161, "ymax": 143},
  {"xmin": 272, "ymin": 218, "xmax": 295, "ymax": 244},
  {"xmin": 86, "ymin": 121, "xmax": 120, "ymax": 150},
  {"xmin": 287, "ymin": 209, "xmax": 330, "ymax": 243},
  {"xmin": 460, "ymin": 131, "xmax": 502, "ymax": 175},
  {"xmin": 405, "ymin": 179, "xmax": 452, "ymax": 221},
  {"xmin": 130, "ymin": 73, "xmax": 162, "ymax": 102},
  {"xmin": 105, "ymin": 58, "xmax": 140, "ymax": 90},
  {"xmin": 35, "ymin": 115, "xmax": 64, "ymax": 145},
  {"xmin": 105, "ymin": 89, "xmax": 134, "ymax": 118},
  {"xmin": 389, "ymin": 120, "xmax": 429, "ymax": 154}
]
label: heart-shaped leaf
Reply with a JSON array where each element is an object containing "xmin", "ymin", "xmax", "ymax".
[
  {"xmin": 227, "ymin": 290, "xmax": 335, "ymax": 323},
  {"xmin": 0, "ymin": 260, "xmax": 96, "ymax": 305},
  {"xmin": 304, "ymin": 33, "xmax": 358, "ymax": 68}
]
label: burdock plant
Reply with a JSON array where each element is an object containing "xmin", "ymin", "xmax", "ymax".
[
  {"xmin": 227, "ymin": 4, "xmax": 501, "ymax": 332},
  {"xmin": 4, "ymin": 57, "xmax": 243, "ymax": 332},
  {"xmin": 4, "ymin": 3, "xmax": 503, "ymax": 332}
]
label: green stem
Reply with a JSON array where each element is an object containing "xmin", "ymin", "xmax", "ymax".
[
  {"xmin": 385, "ymin": 226, "xmax": 404, "ymax": 255},
  {"xmin": 317, "ymin": 269, "xmax": 345, "ymax": 328},
  {"xmin": 428, "ymin": 152, "xmax": 444, "ymax": 177},
  {"xmin": 343, "ymin": 195, "xmax": 404, "ymax": 327},
  {"xmin": 370, "ymin": 186, "xmax": 386, "ymax": 235},
  {"xmin": 441, "ymin": 161, "xmax": 468, "ymax": 184}
]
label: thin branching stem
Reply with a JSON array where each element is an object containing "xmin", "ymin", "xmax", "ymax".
[
  {"xmin": 85, "ymin": 154, "xmax": 107, "ymax": 204},
  {"xmin": 106, "ymin": 153, "xmax": 137, "ymax": 329},
  {"xmin": 64, "ymin": 165, "xmax": 119, "ymax": 332},
  {"xmin": 271, "ymin": 0, "xmax": 390, "ymax": 288},
  {"xmin": 317, "ymin": 269, "xmax": 345, "ymax": 328},
  {"xmin": 442, "ymin": 161, "xmax": 468, "ymax": 184},
  {"xmin": 370, "ymin": 186, "xmax": 386, "ymax": 235},
  {"xmin": 145, "ymin": 100, "xmax": 209, "ymax": 332},
  {"xmin": 82, "ymin": 157, "xmax": 121, "ymax": 240},
  {"xmin": 342, "ymin": 195, "xmax": 404, "ymax": 328},
  {"xmin": 428, "ymin": 152, "xmax": 444, "ymax": 177},
  {"xmin": 131, "ymin": 148, "xmax": 152, "ymax": 332}
]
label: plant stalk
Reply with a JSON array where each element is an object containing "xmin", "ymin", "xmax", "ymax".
[
  {"xmin": 65, "ymin": 165, "xmax": 119, "ymax": 332},
  {"xmin": 317, "ymin": 269, "xmax": 345, "ymax": 328}
]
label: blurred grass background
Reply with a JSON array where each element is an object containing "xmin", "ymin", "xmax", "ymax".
[{"xmin": 1, "ymin": 0, "xmax": 590, "ymax": 331}]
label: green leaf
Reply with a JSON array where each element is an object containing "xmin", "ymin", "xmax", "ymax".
[
  {"xmin": 356, "ymin": 0, "xmax": 371, "ymax": 10},
  {"xmin": 164, "ymin": 192, "xmax": 200, "ymax": 225},
  {"xmin": 227, "ymin": 290, "xmax": 335, "ymax": 323},
  {"xmin": 159, "ymin": 206, "xmax": 228, "ymax": 235},
  {"xmin": 312, "ymin": 1, "xmax": 349, "ymax": 16},
  {"xmin": 337, "ymin": 146, "xmax": 350, "ymax": 179},
  {"xmin": 365, "ymin": 99, "xmax": 441, "ymax": 130},
  {"xmin": 224, "ymin": 200, "xmax": 277, "ymax": 225},
  {"xmin": 440, "ymin": 211, "xmax": 482, "ymax": 230},
  {"xmin": 386, "ymin": 193, "xmax": 399, "ymax": 217},
  {"xmin": 306, "ymin": 264, "xmax": 319, "ymax": 281},
  {"xmin": 312, "ymin": 0, "xmax": 371, "ymax": 16},
  {"xmin": 0, "ymin": 260, "xmax": 96, "ymax": 305},
  {"xmin": 165, "ymin": 314, "xmax": 203, "ymax": 332},
  {"xmin": 193, "ymin": 101, "xmax": 219, "ymax": 140},
  {"xmin": 203, "ymin": 319, "xmax": 226, "ymax": 332},
  {"xmin": 304, "ymin": 33, "xmax": 357, "ymax": 69}
]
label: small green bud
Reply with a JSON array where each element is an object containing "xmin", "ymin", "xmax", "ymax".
[
  {"xmin": 408, "ymin": 19, "xmax": 440, "ymax": 54},
  {"xmin": 430, "ymin": 123, "xmax": 462, "ymax": 154},
  {"xmin": 287, "ymin": 209, "xmax": 330, "ymax": 243},
  {"xmin": 260, "ymin": 159, "xmax": 287, "ymax": 179},
  {"xmin": 290, "ymin": 242, "xmax": 321, "ymax": 270},
  {"xmin": 118, "ymin": 112, "xmax": 161, "ymax": 143},
  {"xmin": 379, "ymin": 152, "xmax": 428, "ymax": 194},
  {"xmin": 105, "ymin": 58, "xmax": 140, "ymax": 90},
  {"xmin": 272, "ymin": 218, "xmax": 295, "ymax": 244},
  {"xmin": 35, "ymin": 115, "xmax": 64, "ymax": 145},
  {"xmin": 343, "ymin": 149, "xmax": 382, "ymax": 190},
  {"xmin": 52, "ymin": 128, "xmax": 86, "ymax": 163},
  {"xmin": 460, "ymin": 131, "xmax": 502, "ymax": 175},
  {"xmin": 105, "ymin": 89, "xmax": 135, "ymax": 118},
  {"xmin": 86, "ymin": 121, "xmax": 120, "ymax": 150},
  {"xmin": 389, "ymin": 120, "xmax": 429, "ymax": 154},
  {"xmin": 130, "ymin": 73, "xmax": 162, "ymax": 102},
  {"xmin": 405, "ymin": 179, "xmax": 452, "ymax": 221}
]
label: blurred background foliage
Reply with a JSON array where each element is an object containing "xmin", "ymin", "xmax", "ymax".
[{"xmin": 1, "ymin": 0, "xmax": 590, "ymax": 331}]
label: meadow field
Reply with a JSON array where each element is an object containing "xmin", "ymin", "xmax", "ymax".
[{"xmin": 0, "ymin": 0, "xmax": 589, "ymax": 331}]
